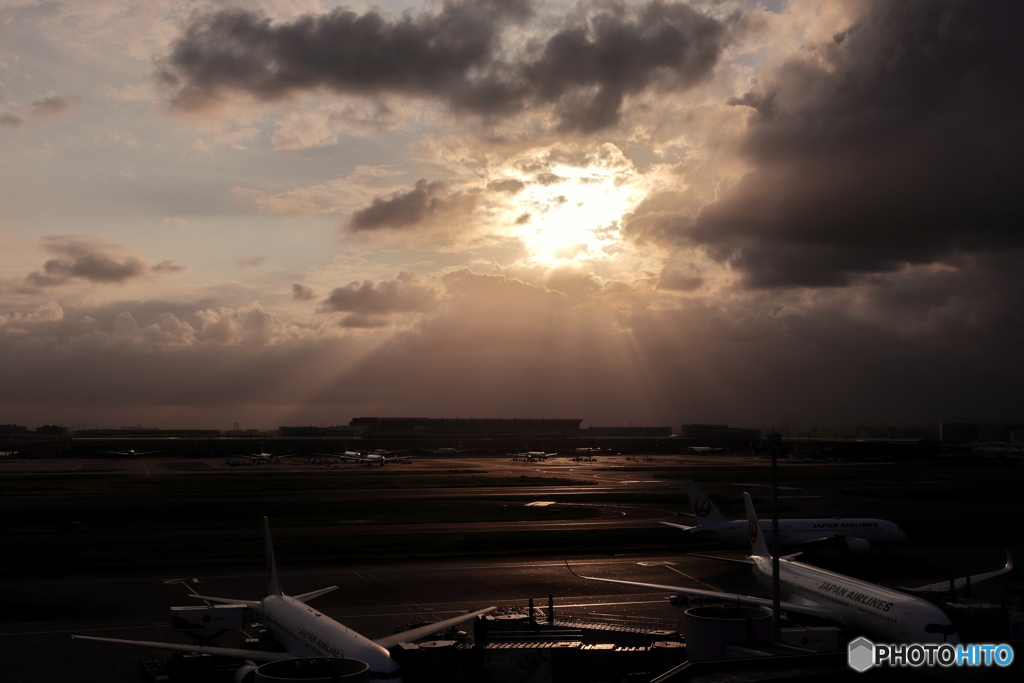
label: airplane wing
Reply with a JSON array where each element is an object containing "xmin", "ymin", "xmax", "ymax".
[
  {"xmin": 687, "ymin": 553, "xmax": 754, "ymax": 565},
  {"xmin": 71, "ymin": 635, "xmax": 293, "ymax": 662},
  {"xmin": 564, "ymin": 560, "xmax": 840, "ymax": 622},
  {"xmin": 659, "ymin": 521, "xmax": 697, "ymax": 531},
  {"xmin": 293, "ymin": 586, "xmax": 338, "ymax": 603},
  {"xmin": 908, "ymin": 550, "xmax": 1013, "ymax": 592},
  {"xmin": 188, "ymin": 594, "xmax": 260, "ymax": 608},
  {"xmin": 373, "ymin": 607, "xmax": 497, "ymax": 649}
]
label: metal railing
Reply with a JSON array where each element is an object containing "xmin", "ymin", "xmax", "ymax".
[{"xmin": 537, "ymin": 609, "xmax": 681, "ymax": 633}]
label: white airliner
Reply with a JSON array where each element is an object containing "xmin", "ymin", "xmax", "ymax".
[
  {"xmin": 662, "ymin": 480, "xmax": 906, "ymax": 553},
  {"xmin": 513, "ymin": 451, "xmax": 555, "ymax": 461},
  {"xmin": 242, "ymin": 443, "xmax": 302, "ymax": 464},
  {"xmin": 97, "ymin": 449, "xmax": 163, "ymax": 458},
  {"xmin": 331, "ymin": 449, "xmax": 412, "ymax": 465},
  {"xmin": 74, "ymin": 518, "xmax": 495, "ymax": 682},
  {"xmin": 568, "ymin": 493, "xmax": 1012, "ymax": 644},
  {"xmin": 687, "ymin": 446, "xmax": 724, "ymax": 454}
]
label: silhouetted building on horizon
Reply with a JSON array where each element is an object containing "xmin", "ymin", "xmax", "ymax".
[
  {"xmin": 584, "ymin": 426, "xmax": 672, "ymax": 437},
  {"xmin": 940, "ymin": 422, "xmax": 1024, "ymax": 443},
  {"xmin": 348, "ymin": 417, "xmax": 582, "ymax": 437},
  {"xmin": 681, "ymin": 424, "xmax": 762, "ymax": 440}
]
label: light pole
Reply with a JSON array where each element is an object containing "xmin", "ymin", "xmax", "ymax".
[{"xmin": 771, "ymin": 446, "xmax": 781, "ymax": 642}]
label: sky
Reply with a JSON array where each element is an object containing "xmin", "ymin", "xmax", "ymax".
[{"xmin": 1, "ymin": 0, "xmax": 1022, "ymax": 431}]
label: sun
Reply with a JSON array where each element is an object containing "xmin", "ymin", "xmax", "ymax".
[{"xmin": 508, "ymin": 162, "xmax": 641, "ymax": 266}]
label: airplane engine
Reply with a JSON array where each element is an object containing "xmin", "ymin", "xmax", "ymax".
[
  {"xmin": 234, "ymin": 661, "xmax": 258, "ymax": 683},
  {"xmin": 845, "ymin": 538, "xmax": 871, "ymax": 554}
]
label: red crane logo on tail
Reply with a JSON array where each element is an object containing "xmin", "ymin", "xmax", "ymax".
[
  {"xmin": 749, "ymin": 518, "xmax": 759, "ymax": 544},
  {"xmin": 694, "ymin": 498, "xmax": 712, "ymax": 518}
]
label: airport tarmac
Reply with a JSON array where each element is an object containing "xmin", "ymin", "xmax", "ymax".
[
  {"xmin": 2, "ymin": 453, "xmax": 1022, "ymax": 680},
  {"xmin": 1, "ymin": 553, "xmax": 711, "ymax": 683},
  {"xmin": 3, "ymin": 546, "xmax": 1019, "ymax": 682}
]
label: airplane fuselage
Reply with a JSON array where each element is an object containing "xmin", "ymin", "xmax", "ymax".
[
  {"xmin": 261, "ymin": 594, "xmax": 401, "ymax": 680},
  {"xmin": 691, "ymin": 518, "xmax": 905, "ymax": 549},
  {"xmin": 751, "ymin": 556, "xmax": 957, "ymax": 643}
]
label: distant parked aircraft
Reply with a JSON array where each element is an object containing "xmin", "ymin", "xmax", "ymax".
[
  {"xmin": 512, "ymin": 451, "xmax": 555, "ymax": 462},
  {"xmin": 687, "ymin": 446, "xmax": 724, "ymax": 454},
  {"xmin": 330, "ymin": 449, "xmax": 412, "ymax": 465},
  {"xmin": 248, "ymin": 444, "xmax": 299, "ymax": 463},
  {"xmin": 972, "ymin": 443, "xmax": 1021, "ymax": 455},
  {"xmin": 96, "ymin": 449, "xmax": 162, "ymax": 458},
  {"xmin": 661, "ymin": 480, "xmax": 906, "ymax": 554}
]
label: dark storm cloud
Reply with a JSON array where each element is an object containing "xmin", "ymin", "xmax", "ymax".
[
  {"xmin": 348, "ymin": 179, "xmax": 473, "ymax": 231},
  {"xmin": 25, "ymin": 236, "xmax": 148, "ymax": 287},
  {"xmin": 158, "ymin": 0, "xmax": 530, "ymax": 110},
  {"xmin": 292, "ymin": 283, "xmax": 316, "ymax": 301},
  {"xmin": 670, "ymin": 0, "xmax": 1024, "ymax": 288},
  {"xmin": 520, "ymin": 0, "xmax": 725, "ymax": 131},
  {"xmin": 159, "ymin": 1, "xmax": 728, "ymax": 132},
  {"xmin": 319, "ymin": 272, "xmax": 438, "ymax": 315}
]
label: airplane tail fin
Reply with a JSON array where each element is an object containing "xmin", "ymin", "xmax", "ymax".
[
  {"xmin": 684, "ymin": 480, "xmax": 730, "ymax": 526},
  {"xmin": 263, "ymin": 517, "xmax": 282, "ymax": 596},
  {"xmin": 742, "ymin": 492, "xmax": 771, "ymax": 559}
]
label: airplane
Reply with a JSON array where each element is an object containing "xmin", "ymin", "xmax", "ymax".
[
  {"xmin": 972, "ymin": 443, "xmax": 1021, "ymax": 455},
  {"xmin": 248, "ymin": 445, "xmax": 299, "ymax": 464},
  {"xmin": 96, "ymin": 449, "xmax": 163, "ymax": 458},
  {"xmin": 327, "ymin": 449, "xmax": 412, "ymax": 465},
  {"xmin": 687, "ymin": 446, "xmax": 724, "ymax": 454},
  {"xmin": 73, "ymin": 517, "xmax": 495, "ymax": 682},
  {"xmin": 512, "ymin": 451, "xmax": 556, "ymax": 462},
  {"xmin": 661, "ymin": 480, "xmax": 906, "ymax": 554},
  {"xmin": 567, "ymin": 492, "xmax": 1012, "ymax": 644}
]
